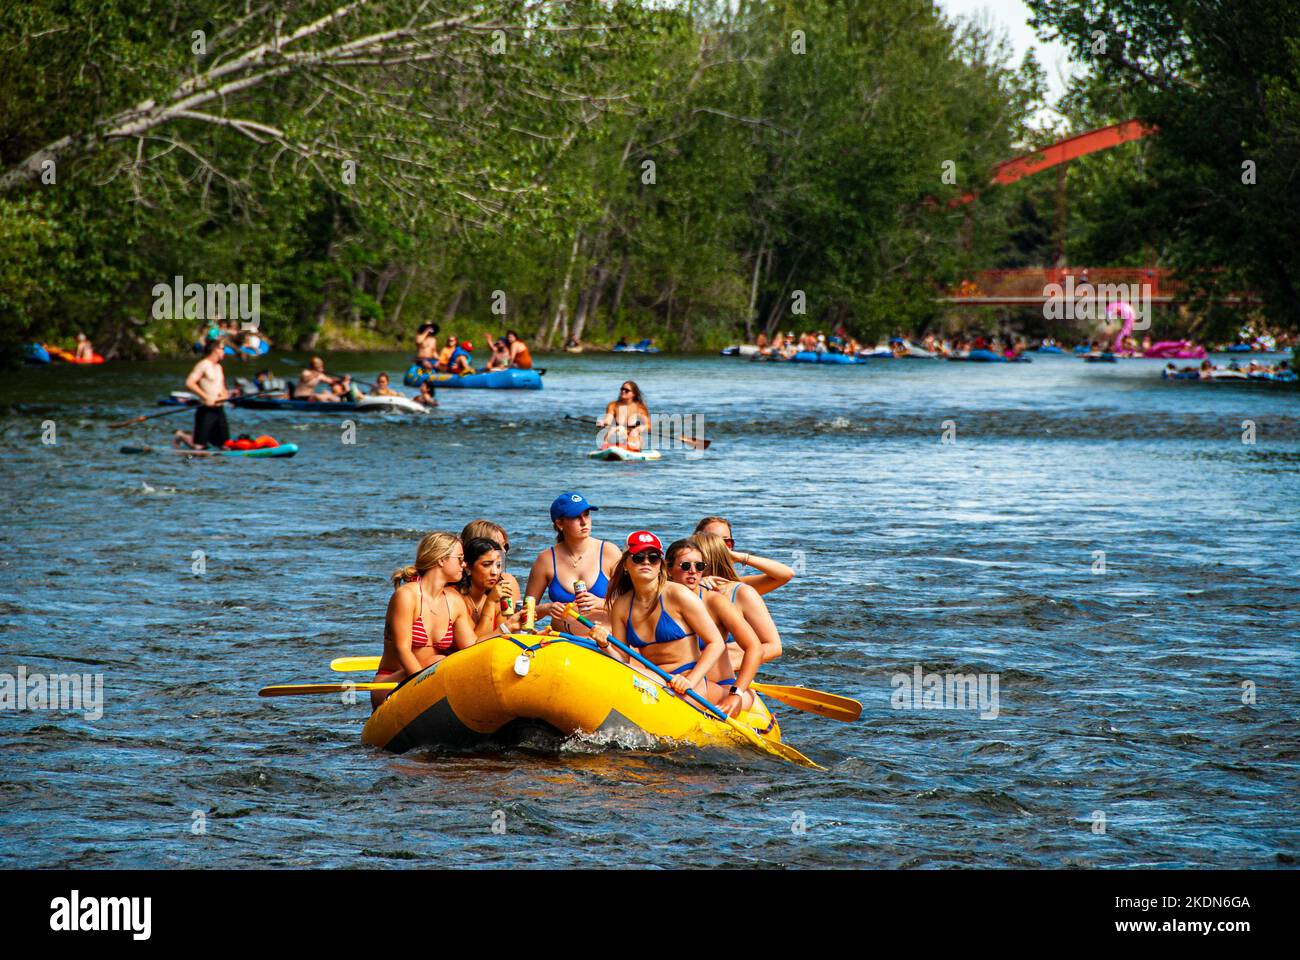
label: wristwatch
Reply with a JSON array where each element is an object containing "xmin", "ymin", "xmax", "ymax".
[{"xmin": 729, "ymin": 685, "xmax": 745, "ymax": 697}]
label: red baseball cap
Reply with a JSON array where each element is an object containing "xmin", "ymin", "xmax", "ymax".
[{"xmin": 626, "ymin": 530, "xmax": 663, "ymax": 553}]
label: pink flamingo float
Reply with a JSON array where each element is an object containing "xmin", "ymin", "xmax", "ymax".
[{"xmin": 1105, "ymin": 300, "xmax": 1207, "ymax": 359}]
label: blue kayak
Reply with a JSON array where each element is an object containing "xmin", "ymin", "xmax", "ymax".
[
  {"xmin": 24, "ymin": 344, "xmax": 51, "ymax": 364},
  {"xmin": 404, "ymin": 365, "xmax": 543, "ymax": 389}
]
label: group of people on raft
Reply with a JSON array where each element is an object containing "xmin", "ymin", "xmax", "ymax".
[
  {"xmin": 371, "ymin": 496, "xmax": 794, "ymax": 719},
  {"xmin": 413, "ymin": 324, "xmax": 533, "ymax": 376}
]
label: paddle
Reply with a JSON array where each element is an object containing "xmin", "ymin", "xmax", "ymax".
[
  {"xmin": 326, "ymin": 654, "xmax": 858, "ymax": 722},
  {"xmin": 108, "ymin": 403, "xmax": 202, "ymax": 429},
  {"xmin": 259, "ymin": 682, "xmax": 396, "ymax": 697},
  {"xmin": 563, "ymin": 414, "xmax": 712, "ymax": 450},
  {"xmin": 750, "ymin": 683, "xmax": 861, "ymax": 722},
  {"xmin": 560, "ymin": 608, "xmax": 821, "ymax": 769}
]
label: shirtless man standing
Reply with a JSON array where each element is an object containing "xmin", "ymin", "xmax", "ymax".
[
  {"xmin": 293, "ymin": 357, "xmax": 343, "ymax": 401},
  {"xmin": 415, "ymin": 323, "xmax": 440, "ymax": 369},
  {"xmin": 174, "ymin": 340, "xmax": 231, "ymax": 449}
]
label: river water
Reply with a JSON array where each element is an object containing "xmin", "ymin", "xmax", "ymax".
[{"xmin": 2, "ymin": 351, "xmax": 1297, "ymax": 868}]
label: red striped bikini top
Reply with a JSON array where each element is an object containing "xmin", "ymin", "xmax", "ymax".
[{"xmin": 410, "ymin": 577, "xmax": 455, "ymax": 652}]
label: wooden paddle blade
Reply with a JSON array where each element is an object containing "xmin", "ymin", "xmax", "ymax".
[
  {"xmin": 330, "ymin": 656, "xmax": 381, "ymax": 672},
  {"xmin": 259, "ymin": 682, "xmax": 395, "ymax": 696},
  {"xmin": 753, "ymin": 683, "xmax": 862, "ymax": 721}
]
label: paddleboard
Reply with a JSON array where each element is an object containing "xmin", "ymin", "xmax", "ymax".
[
  {"xmin": 121, "ymin": 443, "xmax": 299, "ymax": 458},
  {"xmin": 588, "ymin": 446, "xmax": 662, "ymax": 462}
]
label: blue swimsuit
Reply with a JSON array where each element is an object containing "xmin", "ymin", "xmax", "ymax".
[
  {"xmin": 547, "ymin": 542, "xmax": 609, "ymax": 603},
  {"xmin": 626, "ymin": 596, "xmax": 697, "ymax": 675}
]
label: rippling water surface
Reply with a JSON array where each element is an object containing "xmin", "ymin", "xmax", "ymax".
[{"xmin": 2, "ymin": 351, "xmax": 1297, "ymax": 868}]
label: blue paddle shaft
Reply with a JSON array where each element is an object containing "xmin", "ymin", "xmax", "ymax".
[{"xmin": 555, "ymin": 626, "xmax": 726, "ymax": 721}]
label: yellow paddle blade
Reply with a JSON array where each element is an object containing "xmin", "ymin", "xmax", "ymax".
[
  {"xmin": 330, "ymin": 656, "xmax": 381, "ymax": 672},
  {"xmin": 722, "ymin": 715, "xmax": 823, "ymax": 769},
  {"xmin": 752, "ymin": 682, "xmax": 862, "ymax": 722},
  {"xmin": 259, "ymin": 682, "xmax": 395, "ymax": 697}
]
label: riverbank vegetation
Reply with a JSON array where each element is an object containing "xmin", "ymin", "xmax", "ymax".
[{"xmin": 3, "ymin": 0, "xmax": 1297, "ymax": 359}]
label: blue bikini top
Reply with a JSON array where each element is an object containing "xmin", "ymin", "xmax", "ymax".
[
  {"xmin": 547, "ymin": 542, "xmax": 609, "ymax": 603},
  {"xmin": 626, "ymin": 595, "xmax": 695, "ymax": 649}
]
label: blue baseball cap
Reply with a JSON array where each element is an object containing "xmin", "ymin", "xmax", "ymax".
[{"xmin": 550, "ymin": 492, "xmax": 598, "ymax": 520}]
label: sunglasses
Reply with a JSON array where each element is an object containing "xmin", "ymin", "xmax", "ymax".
[
  {"xmin": 723, "ymin": 538, "xmax": 735, "ymax": 549},
  {"xmin": 620, "ymin": 387, "xmax": 633, "ymax": 393},
  {"xmin": 630, "ymin": 551, "xmax": 663, "ymax": 565},
  {"xmin": 677, "ymin": 561, "xmax": 706, "ymax": 572}
]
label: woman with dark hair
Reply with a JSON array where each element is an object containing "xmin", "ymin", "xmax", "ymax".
[
  {"xmin": 585, "ymin": 531, "xmax": 728, "ymax": 704},
  {"xmin": 597, "ymin": 380, "xmax": 652, "ymax": 452},
  {"xmin": 505, "ymin": 331, "xmax": 533, "ymax": 369},
  {"xmin": 692, "ymin": 516, "xmax": 795, "ymax": 595},
  {"xmin": 460, "ymin": 519, "xmax": 522, "ymax": 612},
  {"xmin": 457, "ymin": 537, "xmax": 522, "ymax": 639}
]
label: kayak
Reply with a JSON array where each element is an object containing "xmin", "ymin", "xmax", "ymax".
[
  {"xmin": 362, "ymin": 634, "xmax": 784, "ymax": 759},
  {"xmin": 45, "ymin": 344, "xmax": 105, "ymax": 364},
  {"xmin": 404, "ymin": 365, "xmax": 543, "ymax": 389},
  {"xmin": 588, "ymin": 446, "xmax": 663, "ymax": 462},
  {"xmin": 24, "ymin": 344, "xmax": 51, "ymax": 364},
  {"xmin": 121, "ymin": 443, "xmax": 299, "ymax": 458}
]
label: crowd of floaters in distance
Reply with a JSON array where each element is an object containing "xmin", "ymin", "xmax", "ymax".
[
  {"xmin": 371, "ymin": 504, "xmax": 791, "ymax": 720},
  {"xmin": 22, "ymin": 312, "xmax": 1297, "ymax": 383}
]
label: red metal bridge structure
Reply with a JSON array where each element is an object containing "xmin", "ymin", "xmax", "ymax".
[{"xmin": 934, "ymin": 120, "xmax": 1242, "ymax": 307}]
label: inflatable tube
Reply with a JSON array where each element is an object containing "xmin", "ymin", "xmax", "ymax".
[
  {"xmin": 193, "ymin": 339, "xmax": 271, "ymax": 357},
  {"xmin": 361, "ymin": 634, "xmax": 781, "ymax": 757},
  {"xmin": 588, "ymin": 446, "xmax": 663, "ymax": 462},
  {"xmin": 1036, "ymin": 345, "xmax": 1065, "ymax": 354},
  {"xmin": 354, "ymin": 395, "xmax": 428, "ymax": 414},
  {"xmin": 405, "ymin": 365, "xmax": 543, "ymax": 389},
  {"xmin": 45, "ymin": 344, "xmax": 105, "ymax": 364},
  {"xmin": 1145, "ymin": 341, "xmax": 1207, "ymax": 359}
]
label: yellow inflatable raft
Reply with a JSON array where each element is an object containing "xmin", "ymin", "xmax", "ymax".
[{"xmin": 362, "ymin": 634, "xmax": 785, "ymax": 758}]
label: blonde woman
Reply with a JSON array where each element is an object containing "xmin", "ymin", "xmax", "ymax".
[
  {"xmin": 693, "ymin": 533, "xmax": 783, "ymax": 666},
  {"xmin": 665, "ymin": 538, "xmax": 762, "ymax": 717},
  {"xmin": 693, "ymin": 516, "xmax": 794, "ymax": 595},
  {"xmin": 586, "ymin": 531, "xmax": 728, "ymax": 705},
  {"xmin": 525, "ymin": 493, "xmax": 619, "ymax": 636},
  {"xmin": 371, "ymin": 532, "xmax": 477, "ymax": 709}
]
